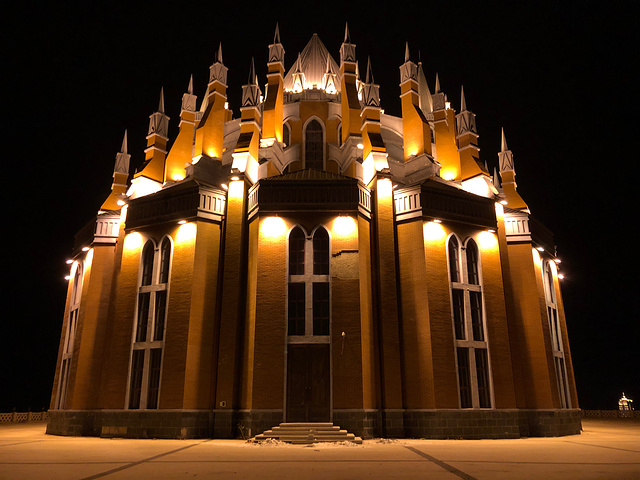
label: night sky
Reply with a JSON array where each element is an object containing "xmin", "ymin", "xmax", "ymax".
[{"xmin": 2, "ymin": 1, "xmax": 636, "ymax": 412}]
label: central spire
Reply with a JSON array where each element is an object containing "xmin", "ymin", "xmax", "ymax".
[{"xmin": 283, "ymin": 33, "xmax": 339, "ymax": 92}]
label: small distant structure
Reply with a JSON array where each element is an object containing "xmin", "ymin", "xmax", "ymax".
[{"xmin": 618, "ymin": 393, "xmax": 634, "ymax": 417}]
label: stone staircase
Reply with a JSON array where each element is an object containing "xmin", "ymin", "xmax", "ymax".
[{"xmin": 252, "ymin": 422, "xmax": 363, "ymax": 444}]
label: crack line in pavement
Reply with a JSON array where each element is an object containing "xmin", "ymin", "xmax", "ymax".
[
  {"xmin": 0, "ymin": 440, "xmax": 45, "ymax": 447},
  {"xmin": 561, "ymin": 440, "xmax": 640, "ymax": 454},
  {"xmin": 403, "ymin": 445, "xmax": 478, "ymax": 480},
  {"xmin": 80, "ymin": 440, "xmax": 211, "ymax": 479}
]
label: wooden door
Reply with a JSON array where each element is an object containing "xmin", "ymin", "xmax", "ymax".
[{"xmin": 286, "ymin": 344, "xmax": 330, "ymax": 422}]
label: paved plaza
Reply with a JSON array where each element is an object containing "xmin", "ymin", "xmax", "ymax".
[{"xmin": 1, "ymin": 419, "xmax": 638, "ymax": 479}]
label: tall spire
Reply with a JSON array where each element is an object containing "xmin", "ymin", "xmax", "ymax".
[
  {"xmin": 456, "ymin": 85, "xmax": 477, "ymax": 136},
  {"xmin": 432, "ymin": 72, "xmax": 446, "ymax": 111},
  {"xmin": 404, "ymin": 42, "xmax": 410, "ymax": 63},
  {"xmin": 497, "ymin": 128, "xmax": 528, "ymax": 209},
  {"xmin": 101, "ymin": 130, "xmax": 131, "ymax": 210},
  {"xmin": 241, "ymin": 58, "xmax": 262, "ymax": 107},
  {"xmin": 268, "ymin": 23, "xmax": 285, "ymax": 64},
  {"xmin": 417, "ymin": 58, "xmax": 432, "ymax": 115},
  {"xmin": 362, "ymin": 56, "xmax": 380, "ymax": 108},
  {"xmin": 340, "ymin": 22, "xmax": 356, "ymax": 64},
  {"xmin": 460, "ymin": 85, "xmax": 467, "ymax": 112},
  {"xmin": 187, "ymin": 74, "xmax": 193, "ymax": 95},
  {"xmin": 158, "ymin": 87, "xmax": 165, "ymax": 114},
  {"xmin": 339, "ymin": 23, "xmax": 361, "ymax": 149}
]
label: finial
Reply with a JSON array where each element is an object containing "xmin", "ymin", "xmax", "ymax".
[
  {"xmin": 435, "ymin": 73, "xmax": 441, "ymax": 93},
  {"xmin": 216, "ymin": 42, "xmax": 223, "ymax": 64},
  {"xmin": 248, "ymin": 57, "xmax": 257, "ymax": 85},
  {"xmin": 501, "ymin": 128, "xmax": 508, "ymax": 152},
  {"xmin": 460, "ymin": 85, "xmax": 466, "ymax": 112},
  {"xmin": 187, "ymin": 74, "xmax": 193, "ymax": 95},
  {"xmin": 366, "ymin": 56, "xmax": 373, "ymax": 84},
  {"xmin": 274, "ymin": 22, "xmax": 281, "ymax": 43},
  {"xmin": 121, "ymin": 129, "xmax": 128, "ymax": 154},
  {"xmin": 158, "ymin": 87, "xmax": 165, "ymax": 114},
  {"xmin": 404, "ymin": 42, "xmax": 410, "ymax": 63},
  {"xmin": 344, "ymin": 22, "xmax": 351, "ymax": 43}
]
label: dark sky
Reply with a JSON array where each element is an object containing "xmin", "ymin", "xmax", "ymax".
[{"xmin": 2, "ymin": 1, "xmax": 636, "ymax": 412}]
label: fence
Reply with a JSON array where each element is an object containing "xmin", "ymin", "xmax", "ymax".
[
  {"xmin": 0, "ymin": 411, "xmax": 49, "ymax": 423},
  {"xmin": 581, "ymin": 410, "xmax": 636, "ymax": 419}
]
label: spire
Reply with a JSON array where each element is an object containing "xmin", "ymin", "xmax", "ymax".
[
  {"xmin": 340, "ymin": 22, "xmax": 356, "ymax": 64},
  {"xmin": 322, "ymin": 55, "xmax": 338, "ymax": 94},
  {"xmin": 362, "ymin": 56, "xmax": 380, "ymax": 108},
  {"xmin": 456, "ymin": 86, "xmax": 477, "ymax": 136},
  {"xmin": 399, "ymin": 42, "xmax": 417, "ymax": 83},
  {"xmin": 417, "ymin": 59, "xmax": 433, "ymax": 115},
  {"xmin": 498, "ymin": 128, "xmax": 515, "ymax": 172},
  {"xmin": 120, "ymin": 129, "xmax": 128, "ymax": 154},
  {"xmin": 291, "ymin": 53, "xmax": 305, "ymax": 92},
  {"xmin": 181, "ymin": 75, "xmax": 197, "ymax": 112},
  {"xmin": 274, "ymin": 22, "xmax": 281, "ymax": 43},
  {"xmin": 460, "ymin": 85, "xmax": 467, "ymax": 112},
  {"xmin": 435, "ymin": 73, "xmax": 441, "ymax": 93},
  {"xmin": 148, "ymin": 87, "xmax": 169, "ymax": 137},
  {"xmin": 432, "ymin": 72, "xmax": 447, "ymax": 111},
  {"xmin": 241, "ymin": 58, "xmax": 262, "ymax": 107},
  {"xmin": 188, "ymin": 74, "xmax": 193, "ymax": 95},
  {"xmin": 268, "ymin": 23, "xmax": 285, "ymax": 64},
  {"xmin": 493, "ymin": 167, "xmax": 501, "ymax": 188},
  {"xmin": 158, "ymin": 87, "xmax": 165, "ymax": 114},
  {"xmin": 501, "ymin": 127, "xmax": 508, "ymax": 152},
  {"xmin": 209, "ymin": 42, "xmax": 228, "ymax": 85}
]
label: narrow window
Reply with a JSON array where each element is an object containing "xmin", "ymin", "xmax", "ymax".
[
  {"xmin": 448, "ymin": 235, "xmax": 492, "ymax": 409},
  {"xmin": 287, "ymin": 225, "xmax": 331, "ymax": 340},
  {"xmin": 128, "ymin": 237, "xmax": 172, "ymax": 409},
  {"xmin": 313, "ymin": 227, "xmax": 329, "ymax": 275},
  {"xmin": 466, "ymin": 240, "xmax": 479, "ymax": 285},
  {"xmin": 289, "ymin": 227, "xmax": 305, "ymax": 275},
  {"xmin": 448, "ymin": 236, "xmax": 460, "ymax": 283},
  {"xmin": 283, "ymin": 122, "xmax": 291, "ymax": 147},
  {"xmin": 305, "ymin": 119, "xmax": 324, "ymax": 170}
]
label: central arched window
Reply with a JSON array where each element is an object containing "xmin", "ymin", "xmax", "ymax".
[
  {"xmin": 447, "ymin": 236, "xmax": 492, "ymax": 409},
  {"xmin": 304, "ymin": 119, "xmax": 324, "ymax": 170},
  {"xmin": 543, "ymin": 260, "xmax": 571, "ymax": 408},
  {"xmin": 287, "ymin": 226, "xmax": 330, "ymax": 339},
  {"xmin": 128, "ymin": 236, "xmax": 172, "ymax": 410}
]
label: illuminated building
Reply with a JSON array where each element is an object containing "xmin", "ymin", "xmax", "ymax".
[{"xmin": 48, "ymin": 26, "xmax": 580, "ymax": 439}]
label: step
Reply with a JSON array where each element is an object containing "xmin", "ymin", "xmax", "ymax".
[{"xmin": 252, "ymin": 423, "xmax": 363, "ymax": 445}]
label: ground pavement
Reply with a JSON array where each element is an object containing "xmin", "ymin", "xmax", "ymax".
[{"xmin": 1, "ymin": 419, "xmax": 638, "ymax": 479}]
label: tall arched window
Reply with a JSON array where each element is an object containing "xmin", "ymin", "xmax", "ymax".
[
  {"xmin": 448, "ymin": 236, "xmax": 492, "ymax": 409},
  {"xmin": 56, "ymin": 261, "xmax": 84, "ymax": 409},
  {"xmin": 543, "ymin": 260, "xmax": 571, "ymax": 408},
  {"xmin": 287, "ymin": 226, "xmax": 331, "ymax": 338},
  {"xmin": 305, "ymin": 119, "xmax": 324, "ymax": 170},
  {"xmin": 128, "ymin": 237, "xmax": 172, "ymax": 410}
]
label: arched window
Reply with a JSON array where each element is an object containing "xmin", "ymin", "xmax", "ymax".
[
  {"xmin": 447, "ymin": 235, "xmax": 492, "ymax": 409},
  {"xmin": 543, "ymin": 261, "xmax": 571, "ymax": 408},
  {"xmin": 287, "ymin": 226, "xmax": 331, "ymax": 338},
  {"xmin": 313, "ymin": 227, "xmax": 329, "ymax": 275},
  {"xmin": 305, "ymin": 119, "xmax": 324, "ymax": 170},
  {"xmin": 283, "ymin": 122, "xmax": 291, "ymax": 148},
  {"xmin": 56, "ymin": 261, "xmax": 84, "ymax": 409},
  {"xmin": 466, "ymin": 240, "xmax": 479, "ymax": 285},
  {"xmin": 128, "ymin": 236, "xmax": 172, "ymax": 410},
  {"xmin": 289, "ymin": 227, "xmax": 305, "ymax": 275}
]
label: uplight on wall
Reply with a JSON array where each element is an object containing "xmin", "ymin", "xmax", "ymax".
[
  {"xmin": 423, "ymin": 221, "xmax": 446, "ymax": 242},
  {"xmin": 176, "ymin": 222, "xmax": 197, "ymax": 244},
  {"xmin": 333, "ymin": 216, "xmax": 356, "ymax": 236},
  {"xmin": 478, "ymin": 230, "xmax": 498, "ymax": 251},
  {"xmin": 124, "ymin": 232, "xmax": 143, "ymax": 251},
  {"xmin": 261, "ymin": 216, "xmax": 286, "ymax": 238}
]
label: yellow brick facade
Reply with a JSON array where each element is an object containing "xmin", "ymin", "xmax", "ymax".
[{"xmin": 48, "ymin": 29, "xmax": 580, "ymax": 440}]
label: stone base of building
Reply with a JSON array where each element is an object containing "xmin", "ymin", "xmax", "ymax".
[{"xmin": 47, "ymin": 408, "xmax": 582, "ymax": 439}]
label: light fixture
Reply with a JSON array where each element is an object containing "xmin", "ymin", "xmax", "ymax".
[
  {"xmin": 554, "ymin": 258, "xmax": 561, "ymax": 264},
  {"xmin": 536, "ymin": 246, "xmax": 544, "ymax": 252},
  {"xmin": 433, "ymin": 219, "xmax": 442, "ymax": 223},
  {"xmin": 82, "ymin": 246, "xmax": 90, "ymax": 252},
  {"xmin": 221, "ymin": 183, "xmax": 228, "ymax": 190},
  {"xmin": 64, "ymin": 275, "xmax": 71, "ymax": 281},
  {"xmin": 357, "ymin": 143, "xmax": 364, "ymax": 149},
  {"xmin": 558, "ymin": 273, "xmax": 565, "ymax": 280},
  {"xmin": 487, "ymin": 228, "xmax": 496, "ymax": 233},
  {"xmin": 178, "ymin": 220, "xmax": 187, "ymax": 225},
  {"xmin": 230, "ymin": 176, "xmax": 240, "ymax": 181},
  {"xmin": 500, "ymin": 200, "xmax": 508, "ymax": 205},
  {"xmin": 66, "ymin": 259, "xmax": 73, "ymax": 265}
]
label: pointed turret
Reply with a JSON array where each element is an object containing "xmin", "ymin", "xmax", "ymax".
[
  {"xmin": 456, "ymin": 85, "xmax": 487, "ymax": 182},
  {"xmin": 339, "ymin": 23, "xmax": 362, "ymax": 148},
  {"xmin": 322, "ymin": 56, "xmax": 338, "ymax": 94},
  {"xmin": 101, "ymin": 131, "xmax": 131, "ymax": 210},
  {"xmin": 430, "ymin": 73, "xmax": 460, "ymax": 181},
  {"xmin": 291, "ymin": 53, "xmax": 305, "ymax": 93},
  {"xmin": 134, "ymin": 88, "xmax": 170, "ymax": 184},
  {"xmin": 232, "ymin": 59, "xmax": 263, "ymax": 183},
  {"xmin": 164, "ymin": 75, "xmax": 198, "ymax": 182},
  {"xmin": 193, "ymin": 42, "xmax": 229, "ymax": 161},
  {"xmin": 264, "ymin": 22, "xmax": 285, "ymax": 139},
  {"xmin": 399, "ymin": 43, "xmax": 434, "ymax": 163},
  {"xmin": 360, "ymin": 57, "xmax": 388, "ymax": 184},
  {"xmin": 498, "ymin": 129, "xmax": 528, "ymax": 210}
]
